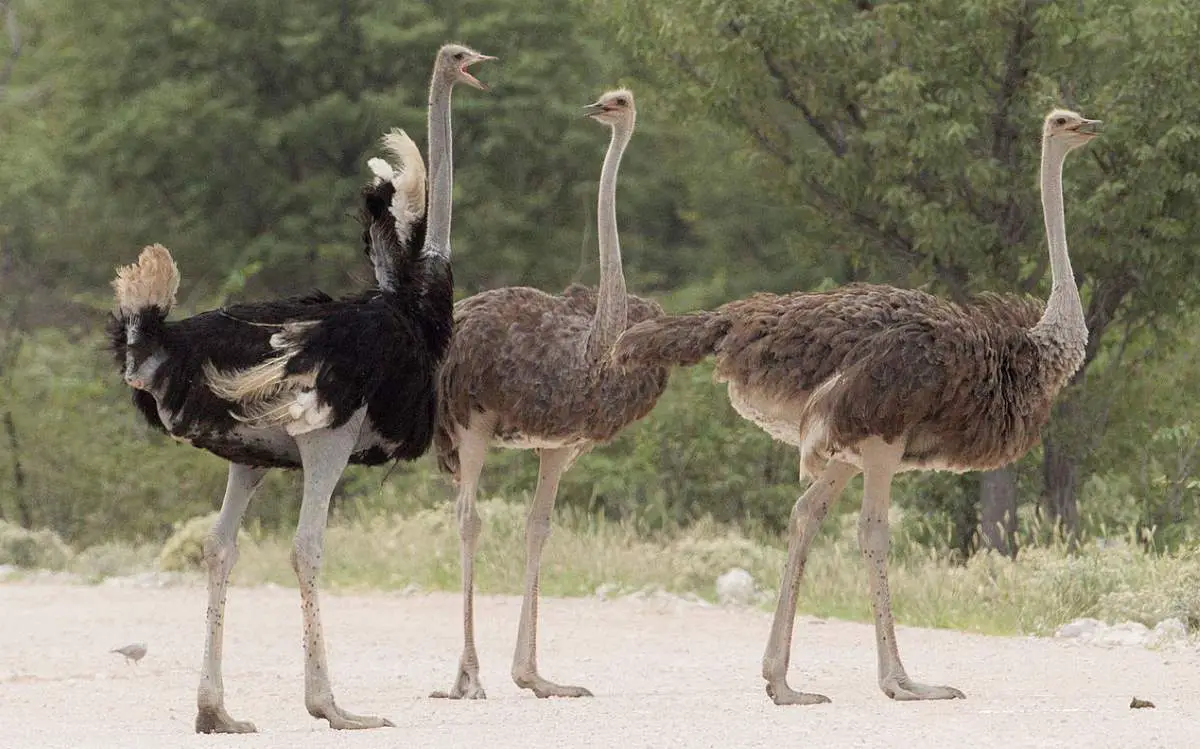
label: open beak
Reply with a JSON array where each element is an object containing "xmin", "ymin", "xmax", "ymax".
[
  {"xmin": 582, "ymin": 102, "xmax": 607, "ymax": 118},
  {"xmin": 1075, "ymin": 118, "xmax": 1102, "ymax": 137},
  {"xmin": 460, "ymin": 54, "xmax": 497, "ymax": 91}
]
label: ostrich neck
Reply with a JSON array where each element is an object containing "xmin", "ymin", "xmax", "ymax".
[
  {"xmin": 1033, "ymin": 139, "xmax": 1086, "ymax": 350},
  {"xmin": 586, "ymin": 122, "xmax": 633, "ymax": 360},
  {"xmin": 424, "ymin": 77, "xmax": 454, "ymax": 258}
]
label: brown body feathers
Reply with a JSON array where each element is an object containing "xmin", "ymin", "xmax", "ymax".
[
  {"xmin": 612, "ymin": 284, "xmax": 1070, "ymax": 476},
  {"xmin": 435, "ymin": 284, "xmax": 666, "ymax": 474}
]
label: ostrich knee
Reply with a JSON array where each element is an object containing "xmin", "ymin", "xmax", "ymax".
[
  {"xmin": 456, "ymin": 499, "xmax": 482, "ymax": 549},
  {"xmin": 526, "ymin": 512, "xmax": 552, "ymax": 547},
  {"xmin": 856, "ymin": 511, "xmax": 889, "ymax": 559},
  {"xmin": 290, "ymin": 533, "xmax": 324, "ymax": 583},
  {"xmin": 202, "ymin": 532, "xmax": 239, "ymax": 580}
]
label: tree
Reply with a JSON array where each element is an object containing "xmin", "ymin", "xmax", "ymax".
[
  {"xmin": 11, "ymin": 0, "xmax": 790, "ymax": 306},
  {"xmin": 587, "ymin": 0, "xmax": 1200, "ymax": 546}
]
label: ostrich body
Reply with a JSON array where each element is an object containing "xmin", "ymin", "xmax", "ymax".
[
  {"xmin": 106, "ymin": 44, "xmax": 493, "ymax": 732},
  {"xmin": 432, "ymin": 90, "xmax": 668, "ymax": 700},
  {"xmin": 611, "ymin": 110, "xmax": 1099, "ymax": 703}
]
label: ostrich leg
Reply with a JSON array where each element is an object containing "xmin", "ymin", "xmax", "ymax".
[
  {"xmin": 762, "ymin": 459, "xmax": 857, "ymax": 706},
  {"xmin": 512, "ymin": 445, "xmax": 592, "ymax": 698},
  {"xmin": 859, "ymin": 439, "xmax": 964, "ymax": 701},
  {"xmin": 431, "ymin": 417, "xmax": 494, "ymax": 699},
  {"xmin": 292, "ymin": 409, "xmax": 394, "ymax": 729},
  {"xmin": 195, "ymin": 463, "xmax": 268, "ymax": 734}
]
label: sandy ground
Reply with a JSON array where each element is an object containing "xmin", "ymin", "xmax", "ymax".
[{"xmin": 2, "ymin": 582, "xmax": 1197, "ymax": 748}]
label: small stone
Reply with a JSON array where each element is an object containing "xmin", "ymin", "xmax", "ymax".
[
  {"xmin": 716, "ymin": 567, "xmax": 756, "ymax": 606},
  {"xmin": 399, "ymin": 583, "xmax": 422, "ymax": 596},
  {"xmin": 1096, "ymin": 621, "xmax": 1150, "ymax": 648},
  {"xmin": 681, "ymin": 592, "xmax": 712, "ymax": 607},
  {"xmin": 1056, "ymin": 618, "xmax": 1103, "ymax": 639},
  {"xmin": 1142, "ymin": 619, "xmax": 1190, "ymax": 648},
  {"xmin": 1130, "ymin": 697, "xmax": 1155, "ymax": 709}
]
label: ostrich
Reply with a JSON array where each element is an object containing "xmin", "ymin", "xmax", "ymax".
[
  {"xmin": 106, "ymin": 44, "xmax": 493, "ymax": 732},
  {"xmin": 431, "ymin": 89, "xmax": 668, "ymax": 700},
  {"xmin": 610, "ymin": 110, "xmax": 1100, "ymax": 704}
]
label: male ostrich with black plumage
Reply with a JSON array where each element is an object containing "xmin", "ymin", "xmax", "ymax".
[
  {"xmin": 612, "ymin": 110, "xmax": 1100, "ymax": 704},
  {"xmin": 107, "ymin": 44, "xmax": 493, "ymax": 732},
  {"xmin": 431, "ymin": 90, "xmax": 668, "ymax": 700}
]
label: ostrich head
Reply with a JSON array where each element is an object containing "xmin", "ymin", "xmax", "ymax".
[
  {"xmin": 435, "ymin": 43, "xmax": 495, "ymax": 91},
  {"xmin": 1044, "ymin": 109, "xmax": 1101, "ymax": 149},
  {"xmin": 583, "ymin": 89, "xmax": 636, "ymax": 127}
]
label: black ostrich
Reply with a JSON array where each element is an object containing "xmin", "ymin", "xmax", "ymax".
[{"xmin": 106, "ymin": 44, "xmax": 493, "ymax": 733}]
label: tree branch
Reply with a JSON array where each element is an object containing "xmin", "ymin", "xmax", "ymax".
[
  {"xmin": 758, "ymin": 46, "xmax": 848, "ymax": 157},
  {"xmin": 1075, "ymin": 266, "xmax": 1140, "ymax": 377},
  {"xmin": 678, "ymin": 28, "xmax": 967, "ymax": 294},
  {"xmin": 724, "ymin": 18, "xmax": 849, "ymax": 158},
  {"xmin": 985, "ymin": 0, "xmax": 1037, "ymax": 280},
  {"xmin": 989, "ymin": 3, "xmax": 1035, "ymax": 169},
  {"xmin": 1019, "ymin": 249, "xmax": 1050, "ymax": 294}
]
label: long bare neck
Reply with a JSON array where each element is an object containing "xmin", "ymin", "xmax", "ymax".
[
  {"xmin": 424, "ymin": 76, "xmax": 454, "ymax": 258},
  {"xmin": 586, "ymin": 120, "xmax": 634, "ymax": 360},
  {"xmin": 1032, "ymin": 138, "xmax": 1087, "ymax": 352}
]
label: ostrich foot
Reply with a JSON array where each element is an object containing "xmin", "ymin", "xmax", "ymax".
[
  {"xmin": 195, "ymin": 706, "xmax": 257, "ymax": 734},
  {"xmin": 765, "ymin": 681, "xmax": 831, "ymax": 706},
  {"xmin": 514, "ymin": 672, "xmax": 593, "ymax": 699},
  {"xmin": 430, "ymin": 666, "xmax": 486, "ymax": 700},
  {"xmin": 307, "ymin": 699, "xmax": 395, "ymax": 730},
  {"xmin": 881, "ymin": 676, "xmax": 965, "ymax": 701}
]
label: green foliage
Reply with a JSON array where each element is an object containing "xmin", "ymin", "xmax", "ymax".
[{"xmin": 3, "ymin": 0, "xmax": 796, "ymax": 308}]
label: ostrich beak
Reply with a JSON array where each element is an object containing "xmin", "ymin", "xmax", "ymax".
[
  {"xmin": 1076, "ymin": 119, "xmax": 1102, "ymax": 136},
  {"xmin": 582, "ymin": 102, "xmax": 607, "ymax": 118},
  {"xmin": 460, "ymin": 54, "xmax": 496, "ymax": 91}
]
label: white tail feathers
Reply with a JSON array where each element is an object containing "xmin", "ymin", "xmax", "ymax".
[
  {"xmin": 379, "ymin": 128, "xmax": 427, "ymax": 245},
  {"xmin": 112, "ymin": 244, "xmax": 180, "ymax": 318}
]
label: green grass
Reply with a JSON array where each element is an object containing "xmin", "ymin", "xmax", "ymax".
[{"xmin": 16, "ymin": 501, "xmax": 1200, "ymax": 638}]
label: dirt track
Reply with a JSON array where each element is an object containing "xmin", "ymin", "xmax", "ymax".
[{"xmin": 2, "ymin": 582, "xmax": 1197, "ymax": 748}]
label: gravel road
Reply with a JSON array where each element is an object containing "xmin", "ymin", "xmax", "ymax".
[{"xmin": 2, "ymin": 582, "xmax": 1197, "ymax": 748}]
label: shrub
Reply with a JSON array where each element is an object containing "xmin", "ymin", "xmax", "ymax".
[
  {"xmin": 0, "ymin": 520, "xmax": 72, "ymax": 569},
  {"xmin": 158, "ymin": 513, "xmax": 251, "ymax": 571}
]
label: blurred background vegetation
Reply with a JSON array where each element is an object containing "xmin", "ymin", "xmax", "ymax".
[{"xmin": 2, "ymin": 0, "xmax": 1200, "ymax": 575}]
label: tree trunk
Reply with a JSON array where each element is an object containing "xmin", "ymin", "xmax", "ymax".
[
  {"xmin": 2, "ymin": 410, "xmax": 29, "ymax": 527},
  {"xmin": 1041, "ymin": 433, "xmax": 1080, "ymax": 541},
  {"xmin": 979, "ymin": 466, "xmax": 1018, "ymax": 558}
]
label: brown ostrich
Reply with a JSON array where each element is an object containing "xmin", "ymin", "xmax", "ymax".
[
  {"xmin": 431, "ymin": 89, "xmax": 668, "ymax": 700},
  {"xmin": 610, "ymin": 110, "xmax": 1100, "ymax": 704}
]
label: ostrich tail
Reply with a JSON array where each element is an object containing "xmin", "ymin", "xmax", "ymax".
[
  {"xmin": 609, "ymin": 311, "xmax": 730, "ymax": 371},
  {"xmin": 111, "ymin": 244, "xmax": 180, "ymax": 321},
  {"xmin": 107, "ymin": 244, "xmax": 180, "ymax": 390}
]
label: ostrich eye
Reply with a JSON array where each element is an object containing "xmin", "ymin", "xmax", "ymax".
[
  {"xmin": 615, "ymin": 97, "xmax": 627, "ymax": 106},
  {"xmin": 1055, "ymin": 117, "xmax": 1067, "ymax": 126},
  {"xmin": 453, "ymin": 51, "xmax": 465, "ymax": 61}
]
